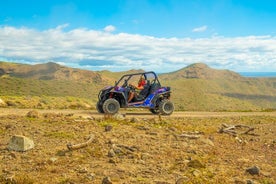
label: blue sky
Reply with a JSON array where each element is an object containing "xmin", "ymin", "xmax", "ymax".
[{"xmin": 1, "ymin": 0, "xmax": 276, "ymax": 72}]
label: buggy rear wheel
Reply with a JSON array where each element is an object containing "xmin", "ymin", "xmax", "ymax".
[
  {"xmin": 159, "ymin": 99, "xmax": 174, "ymax": 115},
  {"xmin": 102, "ymin": 98, "xmax": 120, "ymax": 114},
  {"xmin": 96, "ymin": 101, "xmax": 104, "ymax": 113}
]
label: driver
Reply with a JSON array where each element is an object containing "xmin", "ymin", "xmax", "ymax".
[{"xmin": 127, "ymin": 75, "xmax": 146, "ymax": 103}]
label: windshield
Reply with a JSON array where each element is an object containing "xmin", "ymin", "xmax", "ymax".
[{"xmin": 116, "ymin": 72, "xmax": 160, "ymax": 87}]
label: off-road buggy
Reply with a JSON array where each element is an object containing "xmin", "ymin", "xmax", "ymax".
[{"xmin": 97, "ymin": 71, "xmax": 174, "ymax": 115}]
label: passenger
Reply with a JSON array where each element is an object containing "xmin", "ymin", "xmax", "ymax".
[{"xmin": 128, "ymin": 75, "xmax": 146, "ymax": 102}]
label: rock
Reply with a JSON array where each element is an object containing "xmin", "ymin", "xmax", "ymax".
[
  {"xmin": 105, "ymin": 125, "xmax": 113, "ymax": 132},
  {"xmin": 234, "ymin": 179, "xmax": 245, "ymax": 184},
  {"xmin": 187, "ymin": 159, "xmax": 205, "ymax": 168},
  {"xmin": 0, "ymin": 98, "xmax": 6, "ymax": 107},
  {"xmin": 113, "ymin": 113, "xmax": 124, "ymax": 120},
  {"xmin": 130, "ymin": 117, "xmax": 139, "ymax": 123},
  {"xmin": 8, "ymin": 135, "xmax": 34, "ymax": 152},
  {"xmin": 109, "ymin": 158, "xmax": 116, "ymax": 164},
  {"xmin": 246, "ymin": 166, "xmax": 260, "ymax": 175},
  {"xmin": 86, "ymin": 173, "xmax": 95, "ymax": 181},
  {"xmin": 108, "ymin": 149, "xmax": 116, "ymax": 157},
  {"xmin": 102, "ymin": 176, "xmax": 112, "ymax": 184},
  {"xmin": 5, "ymin": 124, "xmax": 13, "ymax": 129},
  {"xmin": 192, "ymin": 169, "xmax": 201, "ymax": 177},
  {"xmin": 48, "ymin": 157, "xmax": 58, "ymax": 163},
  {"xmin": 141, "ymin": 153, "xmax": 152, "ymax": 160},
  {"xmin": 176, "ymin": 177, "xmax": 189, "ymax": 184},
  {"xmin": 200, "ymin": 138, "xmax": 215, "ymax": 146},
  {"xmin": 6, "ymin": 101, "xmax": 16, "ymax": 106},
  {"xmin": 246, "ymin": 179, "xmax": 254, "ymax": 184},
  {"xmin": 26, "ymin": 110, "xmax": 40, "ymax": 118}
]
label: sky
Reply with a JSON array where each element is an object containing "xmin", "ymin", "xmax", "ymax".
[{"xmin": 1, "ymin": 0, "xmax": 276, "ymax": 73}]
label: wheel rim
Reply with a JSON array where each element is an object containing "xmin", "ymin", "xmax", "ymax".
[
  {"xmin": 108, "ymin": 103, "xmax": 116, "ymax": 112},
  {"xmin": 164, "ymin": 103, "xmax": 172, "ymax": 112}
]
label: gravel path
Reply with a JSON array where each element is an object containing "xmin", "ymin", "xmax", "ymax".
[{"xmin": 1, "ymin": 108, "xmax": 275, "ymax": 118}]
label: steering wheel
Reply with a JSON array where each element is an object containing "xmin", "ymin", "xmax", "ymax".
[
  {"xmin": 129, "ymin": 84, "xmax": 136, "ymax": 91},
  {"xmin": 122, "ymin": 79, "xmax": 128, "ymax": 87}
]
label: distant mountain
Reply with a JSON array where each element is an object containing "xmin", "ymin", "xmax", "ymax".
[
  {"xmin": 0, "ymin": 61, "xmax": 275, "ymax": 111},
  {"xmin": 160, "ymin": 63, "xmax": 242, "ymax": 80},
  {"xmin": 0, "ymin": 61, "xmax": 104, "ymax": 83}
]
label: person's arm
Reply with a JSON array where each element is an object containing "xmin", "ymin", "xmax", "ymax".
[{"xmin": 136, "ymin": 85, "xmax": 144, "ymax": 90}]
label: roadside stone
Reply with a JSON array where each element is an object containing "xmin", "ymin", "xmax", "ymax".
[
  {"xmin": 108, "ymin": 149, "xmax": 116, "ymax": 157},
  {"xmin": 130, "ymin": 117, "xmax": 139, "ymax": 123},
  {"xmin": 5, "ymin": 124, "xmax": 13, "ymax": 129},
  {"xmin": 113, "ymin": 113, "xmax": 124, "ymax": 120},
  {"xmin": 192, "ymin": 169, "xmax": 201, "ymax": 177},
  {"xmin": 102, "ymin": 176, "xmax": 112, "ymax": 184},
  {"xmin": 0, "ymin": 98, "xmax": 6, "ymax": 107},
  {"xmin": 48, "ymin": 157, "xmax": 58, "ymax": 163},
  {"xmin": 8, "ymin": 135, "xmax": 34, "ymax": 152},
  {"xmin": 86, "ymin": 173, "xmax": 95, "ymax": 181},
  {"xmin": 141, "ymin": 153, "xmax": 152, "ymax": 160},
  {"xmin": 156, "ymin": 181, "xmax": 170, "ymax": 184},
  {"xmin": 26, "ymin": 110, "xmax": 40, "ymax": 118},
  {"xmin": 234, "ymin": 178, "xmax": 245, "ymax": 184},
  {"xmin": 246, "ymin": 166, "xmax": 260, "ymax": 175},
  {"xmin": 105, "ymin": 125, "xmax": 113, "ymax": 132},
  {"xmin": 187, "ymin": 159, "xmax": 205, "ymax": 168},
  {"xmin": 9, "ymin": 152, "xmax": 17, "ymax": 159},
  {"xmin": 109, "ymin": 158, "xmax": 116, "ymax": 164},
  {"xmin": 200, "ymin": 138, "xmax": 215, "ymax": 146},
  {"xmin": 176, "ymin": 176, "xmax": 189, "ymax": 184},
  {"xmin": 246, "ymin": 179, "xmax": 254, "ymax": 184}
]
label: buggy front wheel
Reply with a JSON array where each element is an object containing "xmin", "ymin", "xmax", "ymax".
[
  {"xmin": 159, "ymin": 100, "xmax": 174, "ymax": 115},
  {"xmin": 102, "ymin": 98, "xmax": 120, "ymax": 114}
]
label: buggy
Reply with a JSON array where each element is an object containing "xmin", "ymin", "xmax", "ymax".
[{"xmin": 96, "ymin": 71, "xmax": 174, "ymax": 115}]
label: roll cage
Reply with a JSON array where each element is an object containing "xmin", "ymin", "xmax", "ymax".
[{"xmin": 115, "ymin": 71, "xmax": 161, "ymax": 88}]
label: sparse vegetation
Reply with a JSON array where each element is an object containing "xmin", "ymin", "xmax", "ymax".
[
  {"xmin": 0, "ymin": 112, "xmax": 275, "ymax": 183},
  {"xmin": 0, "ymin": 61, "xmax": 275, "ymax": 111},
  {"xmin": 0, "ymin": 61, "xmax": 275, "ymax": 182}
]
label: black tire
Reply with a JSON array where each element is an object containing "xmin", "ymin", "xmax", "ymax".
[
  {"xmin": 102, "ymin": 98, "xmax": 120, "ymax": 114},
  {"xmin": 149, "ymin": 108, "xmax": 159, "ymax": 114},
  {"xmin": 159, "ymin": 99, "xmax": 174, "ymax": 115},
  {"xmin": 96, "ymin": 101, "xmax": 104, "ymax": 113}
]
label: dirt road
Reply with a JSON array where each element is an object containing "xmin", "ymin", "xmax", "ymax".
[{"xmin": 1, "ymin": 108, "xmax": 275, "ymax": 118}]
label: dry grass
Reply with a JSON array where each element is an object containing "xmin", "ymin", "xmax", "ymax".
[{"xmin": 0, "ymin": 110, "xmax": 275, "ymax": 183}]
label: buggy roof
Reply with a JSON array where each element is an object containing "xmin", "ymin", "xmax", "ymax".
[{"xmin": 116, "ymin": 71, "xmax": 160, "ymax": 86}]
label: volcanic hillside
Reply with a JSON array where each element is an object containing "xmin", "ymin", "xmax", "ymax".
[
  {"xmin": 0, "ymin": 61, "xmax": 275, "ymax": 111},
  {"xmin": 160, "ymin": 63, "xmax": 242, "ymax": 80},
  {"xmin": 0, "ymin": 61, "xmax": 103, "ymax": 83}
]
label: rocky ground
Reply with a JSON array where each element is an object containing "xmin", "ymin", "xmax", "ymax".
[{"xmin": 0, "ymin": 109, "xmax": 275, "ymax": 184}]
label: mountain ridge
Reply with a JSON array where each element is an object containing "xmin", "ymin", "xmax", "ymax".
[
  {"xmin": 0, "ymin": 61, "xmax": 275, "ymax": 111},
  {"xmin": 0, "ymin": 61, "xmax": 244, "ymax": 81},
  {"xmin": 160, "ymin": 63, "xmax": 243, "ymax": 80}
]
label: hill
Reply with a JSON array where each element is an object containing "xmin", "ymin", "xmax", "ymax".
[
  {"xmin": 0, "ymin": 61, "xmax": 103, "ymax": 83},
  {"xmin": 0, "ymin": 61, "xmax": 275, "ymax": 111},
  {"xmin": 160, "ymin": 63, "xmax": 242, "ymax": 80}
]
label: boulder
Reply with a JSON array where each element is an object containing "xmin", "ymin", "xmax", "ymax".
[
  {"xmin": 8, "ymin": 135, "xmax": 34, "ymax": 152},
  {"xmin": 246, "ymin": 166, "xmax": 260, "ymax": 175},
  {"xmin": 0, "ymin": 98, "xmax": 6, "ymax": 107}
]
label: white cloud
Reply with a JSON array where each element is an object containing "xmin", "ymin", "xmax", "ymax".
[
  {"xmin": 104, "ymin": 25, "xmax": 116, "ymax": 32},
  {"xmin": 192, "ymin": 25, "xmax": 208, "ymax": 32},
  {"xmin": 0, "ymin": 25, "xmax": 276, "ymax": 72}
]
